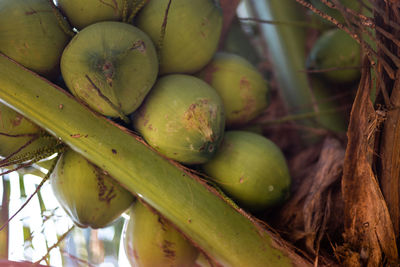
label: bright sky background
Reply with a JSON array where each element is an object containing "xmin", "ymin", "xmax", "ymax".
[{"xmin": 3, "ymin": 171, "xmax": 131, "ymax": 266}]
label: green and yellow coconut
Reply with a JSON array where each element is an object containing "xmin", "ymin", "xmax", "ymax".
[
  {"xmin": 133, "ymin": 74, "xmax": 225, "ymax": 165},
  {"xmin": 198, "ymin": 52, "xmax": 268, "ymax": 127},
  {"xmin": 50, "ymin": 149, "xmax": 135, "ymax": 228},
  {"xmin": 306, "ymin": 29, "xmax": 361, "ymax": 83},
  {"xmin": 0, "ymin": 103, "xmax": 58, "ymax": 160},
  {"xmin": 61, "ymin": 21, "xmax": 159, "ymax": 118},
  {"xmin": 136, "ymin": 0, "xmax": 222, "ymax": 74},
  {"xmin": 202, "ymin": 131, "xmax": 291, "ymax": 212},
  {"xmin": 0, "ymin": 0, "xmax": 70, "ymax": 78},
  {"xmin": 57, "ymin": 0, "xmax": 136, "ymax": 30},
  {"xmin": 124, "ymin": 201, "xmax": 199, "ymax": 267}
]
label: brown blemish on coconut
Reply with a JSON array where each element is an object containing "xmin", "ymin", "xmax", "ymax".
[
  {"xmin": 70, "ymin": 134, "xmax": 88, "ymax": 138},
  {"xmin": 102, "ymin": 61, "xmax": 114, "ymax": 87},
  {"xmin": 202, "ymin": 17, "xmax": 210, "ymax": 27},
  {"xmin": 231, "ymin": 76, "xmax": 257, "ymax": 124},
  {"xmin": 158, "ymin": 216, "xmax": 168, "ymax": 231},
  {"xmin": 208, "ymin": 144, "xmax": 215, "ymax": 153},
  {"xmin": 199, "ymin": 17, "xmax": 210, "ymax": 39},
  {"xmin": 162, "ymin": 240, "xmax": 176, "ymax": 260},
  {"xmin": 25, "ymin": 9, "xmax": 37, "ymax": 15},
  {"xmin": 239, "ymin": 176, "xmax": 248, "ymax": 184},
  {"xmin": 183, "ymin": 99, "xmax": 217, "ymax": 142},
  {"xmin": 25, "ymin": 9, "xmax": 52, "ymax": 16},
  {"xmin": 198, "ymin": 143, "xmax": 206, "ymax": 152},
  {"xmin": 96, "ymin": 174, "xmax": 117, "ymax": 204},
  {"xmin": 129, "ymin": 40, "xmax": 146, "ymax": 54},
  {"xmin": 12, "ymin": 115, "xmax": 23, "ymax": 127},
  {"xmin": 133, "ymin": 249, "xmax": 139, "ymax": 260},
  {"xmin": 239, "ymin": 77, "xmax": 256, "ymax": 113}
]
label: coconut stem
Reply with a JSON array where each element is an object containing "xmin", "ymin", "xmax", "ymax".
[
  {"xmin": 122, "ymin": 0, "xmax": 130, "ymax": 22},
  {"xmin": 47, "ymin": 0, "xmax": 75, "ymax": 37},
  {"xmin": 157, "ymin": 0, "xmax": 173, "ymax": 58},
  {"xmin": 127, "ymin": 0, "xmax": 149, "ymax": 24},
  {"xmin": 0, "ymin": 142, "xmax": 66, "ymax": 171},
  {"xmin": 0, "ymin": 132, "xmax": 58, "ymax": 166}
]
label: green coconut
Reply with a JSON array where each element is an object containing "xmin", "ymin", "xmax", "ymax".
[
  {"xmin": 60, "ymin": 21, "xmax": 159, "ymax": 117},
  {"xmin": 0, "ymin": 103, "xmax": 58, "ymax": 160},
  {"xmin": 198, "ymin": 52, "xmax": 268, "ymax": 127},
  {"xmin": 306, "ymin": 29, "xmax": 361, "ymax": 83},
  {"xmin": 124, "ymin": 201, "xmax": 199, "ymax": 267},
  {"xmin": 57, "ymin": 0, "xmax": 136, "ymax": 30},
  {"xmin": 0, "ymin": 0, "xmax": 70, "ymax": 78},
  {"xmin": 202, "ymin": 131, "xmax": 291, "ymax": 211},
  {"xmin": 133, "ymin": 74, "xmax": 225, "ymax": 165},
  {"xmin": 50, "ymin": 149, "xmax": 135, "ymax": 229},
  {"xmin": 136, "ymin": 0, "xmax": 222, "ymax": 74}
]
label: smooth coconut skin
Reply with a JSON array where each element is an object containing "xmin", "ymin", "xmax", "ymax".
[
  {"xmin": 198, "ymin": 52, "xmax": 269, "ymax": 127},
  {"xmin": 61, "ymin": 21, "xmax": 159, "ymax": 117},
  {"xmin": 306, "ymin": 29, "xmax": 361, "ymax": 83},
  {"xmin": 202, "ymin": 131, "xmax": 291, "ymax": 212},
  {"xmin": 50, "ymin": 149, "xmax": 135, "ymax": 229},
  {"xmin": 57, "ymin": 0, "xmax": 134, "ymax": 30},
  {"xmin": 133, "ymin": 74, "xmax": 225, "ymax": 165},
  {"xmin": 0, "ymin": 0, "xmax": 70, "ymax": 78},
  {"xmin": 124, "ymin": 201, "xmax": 199, "ymax": 267},
  {"xmin": 136, "ymin": 0, "xmax": 222, "ymax": 74},
  {"xmin": 0, "ymin": 103, "xmax": 58, "ymax": 159}
]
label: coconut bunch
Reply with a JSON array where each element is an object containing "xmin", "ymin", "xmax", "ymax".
[{"xmin": 0, "ymin": 0, "xmax": 292, "ymax": 266}]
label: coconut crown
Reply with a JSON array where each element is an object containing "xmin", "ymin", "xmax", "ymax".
[{"xmin": 61, "ymin": 21, "xmax": 159, "ymax": 118}]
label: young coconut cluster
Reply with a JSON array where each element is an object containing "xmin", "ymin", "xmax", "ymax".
[{"xmin": 0, "ymin": 0, "xmax": 292, "ymax": 265}]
